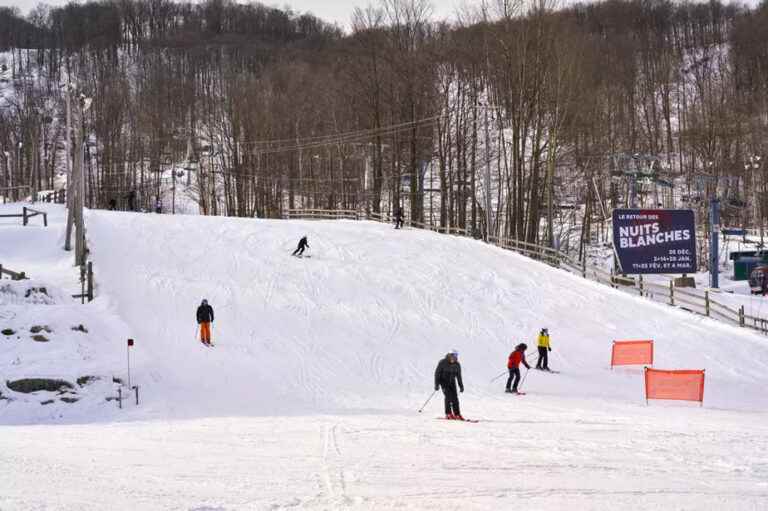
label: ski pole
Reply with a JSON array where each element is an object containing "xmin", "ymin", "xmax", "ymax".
[
  {"xmin": 519, "ymin": 367, "xmax": 531, "ymax": 391},
  {"xmin": 490, "ymin": 370, "xmax": 507, "ymax": 382},
  {"xmin": 418, "ymin": 390, "xmax": 438, "ymax": 413}
]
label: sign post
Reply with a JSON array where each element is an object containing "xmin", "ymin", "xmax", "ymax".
[
  {"xmin": 127, "ymin": 338, "xmax": 134, "ymax": 389},
  {"xmin": 710, "ymin": 199, "xmax": 720, "ymax": 289},
  {"xmin": 612, "ymin": 209, "xmax": 697, "ymax": 275}
]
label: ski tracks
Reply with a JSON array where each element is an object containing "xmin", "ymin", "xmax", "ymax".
[{"xmin": 318, "ymin": 422, "xmax": 363, "ymax": 507}]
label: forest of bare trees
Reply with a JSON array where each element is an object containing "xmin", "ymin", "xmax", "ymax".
[{"xmin": 1, "ymin": 0, "xmax": 768, "ymax": 250}]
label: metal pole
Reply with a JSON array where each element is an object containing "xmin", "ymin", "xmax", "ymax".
[
  {"xmin": 417, "ymin": 390, "xmax": 438, "ymax": 413},
  {"xmin": 710, "ymin": 198, "xmax": 720, "ymax": 289},
  {"xmin": 127, "ymin": 342, "xmax": 131, "ymax": 389}
]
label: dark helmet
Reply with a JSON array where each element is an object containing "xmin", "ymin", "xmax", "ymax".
[
  {"xmin": 518, "ymin": 343, "xmax": 528, "ymax": 351},
  {"xmin": 201, "ymin": 299, "xmax": 208, "ymax": 305}
]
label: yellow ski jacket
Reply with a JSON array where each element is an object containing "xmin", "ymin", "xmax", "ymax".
[{"xmin": 538, "ymin": 333, "xmax": 550, "ymax": 348}]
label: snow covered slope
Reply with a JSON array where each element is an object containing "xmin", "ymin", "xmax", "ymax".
[
  {"xmin": 4, "ymin": 204, "xmax": 768, "ymax": 509},
  {"xmin": 83, "ymin": 209, "xmax": 768, "ymax": 417}
]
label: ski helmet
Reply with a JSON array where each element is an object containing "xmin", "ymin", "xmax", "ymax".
[
  {"xmin": 202, "ymin": 299, "xmax": 208, "ymax": 305},
  {"xmin": 450, "ymin": 350, "xmax": 459, "ymax": 358},
  {"xmin": 519, "ymin": 343, "xmax": 528, "ymax": 351}
]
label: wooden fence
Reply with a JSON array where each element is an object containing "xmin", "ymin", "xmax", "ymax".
[
  {"xmin": 282, "ymin": 207, "xmax": 768, "ymax": 336},
  {"xmin": 0, "ymin": 206, "xmax": 48, "ymax": 226},
  {"xmin": 286, "ymin": 209, "xmax": 360, "ymax": 221},
  {"xmin": 40, "ymin": 190, "xmax": 66, "ymax": 204},
  {"xmin": 0, "ymin": 264, "xmax": 27, "ymax": 280}
]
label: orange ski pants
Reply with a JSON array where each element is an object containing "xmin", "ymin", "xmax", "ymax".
[{"xmin": 200, "ymin": 322, "xmax": 211, "ymax": 342}]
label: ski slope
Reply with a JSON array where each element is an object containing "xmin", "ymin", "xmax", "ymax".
[
  {"xmin": 83, "ymin": 209, "xmax": 768, "ymax": 415},
  {"xmin": 2, "ymin": 204, "xmax": 768, "ymax": 510}
]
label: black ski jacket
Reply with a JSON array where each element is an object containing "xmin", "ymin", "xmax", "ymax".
[
  {"xmin": 434, "ymin": 356, "xmax": 463, "ymax": 391},
  {"xmin": 197, "ymin": 304, "xmax": 214, "ymax": 323},
  {"xmin": 298, "ymin": 237, "xmax": 309, "ymax": 249}
]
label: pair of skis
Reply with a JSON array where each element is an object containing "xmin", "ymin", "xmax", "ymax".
[{"xmin": 437, "ymin": 416, "xmax": 480, "ymax": 423}]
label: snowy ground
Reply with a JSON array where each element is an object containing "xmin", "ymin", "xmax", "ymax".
[
  {"xmin": 2, "ymin": 400, "xmax": 767, "ymax": 511},
  {"xmin": 2, "ymin": 203, "xmax": 768, "ymax": 509}
]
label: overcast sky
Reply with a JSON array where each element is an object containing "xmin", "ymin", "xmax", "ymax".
[{"xmin": 0, "ymin": 0, "xmax": 477, "ymax": 29}]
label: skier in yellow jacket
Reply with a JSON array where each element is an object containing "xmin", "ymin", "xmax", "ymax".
[{"xmin": 535, "ymin": 328, "xmax": 552, "ymax": 371}]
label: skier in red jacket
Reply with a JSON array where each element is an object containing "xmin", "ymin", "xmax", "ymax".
[{"xmin": 506, "ymin": 343, "xmax": 530, "ymax": 394}]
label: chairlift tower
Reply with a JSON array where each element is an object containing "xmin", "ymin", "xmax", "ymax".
[{"xmin": 611, "ymin": 153, "xmax": 662, "ymax": 208}]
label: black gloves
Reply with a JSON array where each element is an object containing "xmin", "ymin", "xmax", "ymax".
[
  {"xmin": 459, "ymin": 387, "xmax": 464, "ymax": 393},
  {"xmin": 434, "ymin": 385, "xmax": 439, "ymax": 391},
  {"xmin": 548, "ymin": 347, "xmax": 552, "ymax": 352}
]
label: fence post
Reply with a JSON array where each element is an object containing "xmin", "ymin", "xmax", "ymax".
[
  {"xmin": 669, "ymin": 280, "xmax": 675, "ymax": 306},
  {"xmin": 87, "ymin": 262, "xmax": 94, "ymax": 302},
  {"xmin": 22, "ymin": 207, "xmax": 28, "ymax": 226},
  {"xmin": 705, "ymin": 291, "xmax": 710, "ymax": 317},
  {"xmin": 80, "ymin": 265, "xmax": 86, "ymax": 304},
  {"xmin": 739, "ymin": 305, "xmax": 745, "ymax": 327},
  {"xmin": 43, "ymin": 212, "xmax": 48, "ymax": 227},
  {"xmin": 639, "ymin": 275, "xmax": 644, "ymax": 297}
]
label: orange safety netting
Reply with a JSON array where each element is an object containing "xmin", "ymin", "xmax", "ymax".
[
  {"xmin": 611, "ymin": 340, "xmax": 654, "ymax": 367},
  {"xmin": 644, "ymin": 368, "xmax": 705, "ymax": 403}
]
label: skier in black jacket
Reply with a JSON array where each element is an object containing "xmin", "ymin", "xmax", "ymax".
[
  {"xmin": 196, "ymin": 299, "xmax": 214, "ymax": 345},
  {"xmin": 394, "ymin": 208, "xmax": 404, "ymax": 229},
  {"xmin": 292, "ymin": 236, "xmax": 309, "ymax": 257},
  {"xmin": 434, "ymin": 350, "xmax": 464, "ymax": 420}
]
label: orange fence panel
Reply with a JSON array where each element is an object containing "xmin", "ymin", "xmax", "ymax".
[
  {"xmin": 644, "ymin": 368, "xmax": 705, "ymax": 404},
  {"xmin": 611, "ymin": 340, "xmax": 654, "ymax": 367}
]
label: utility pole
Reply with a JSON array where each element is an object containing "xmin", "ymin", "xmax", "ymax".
[
  {"xmin": 483, "ymin": 103, "xmax": 493, "ymax": 241},
  {"xmin": 73, "ymin": 94, "xmax": 85, "ymax": 266},
  {"xmin": 64, "ymin": 83, "xmax": 74, "ymax": 251},
  {"xmin": 16, "ymin": 141, "xmax": 22, "ymax": 202}
]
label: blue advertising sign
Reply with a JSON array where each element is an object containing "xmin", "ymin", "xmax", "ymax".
[{"xmin": 612, "ymin": 209, "xmax": 697, "ymax": 274}]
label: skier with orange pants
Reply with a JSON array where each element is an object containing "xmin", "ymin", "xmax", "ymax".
[{"xmin": 196, "ymin": 299, "xmax": 214, "ymax": 346}]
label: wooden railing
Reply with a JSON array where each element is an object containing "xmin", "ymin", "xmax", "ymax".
[
  {"xmin": 0, "ymin": 264, "xmax": 27, "ymax": 280},
  {"xmin": 40, "ymin": 190, "xmax": 66, "ymax": 204},
  {"xmin": 0, "ymin": 206, "xmax": 48, "ymax": 227},
  {"xmin": 286, "ymin": 209, "xmax": 359, "ymax": 221},
  {"xmin": 282, "ymin": 207, "xmax": 768, "ymax": 335}
]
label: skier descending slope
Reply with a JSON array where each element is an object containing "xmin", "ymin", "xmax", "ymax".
[
  {"xmin": 292, "ymin": 235, "xmax": 309, "ymax": 257},
  {"xmin": 394, "ymin": 208, "xmax": 404, "ymax": 229},
  {"xmin": 434, "ymin": 350, "xmax": 464, "ymax": 420},
  {"xmin": 196, "ymin": 299, "xmax": 215, "ymax": 346},
  {"xmin": 536, "ymin": 328, "xmax": 552, "ymax": 371},
  {"xmin": 506, "ymin": 343, "xmax": 530, "ymax": 394}
]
